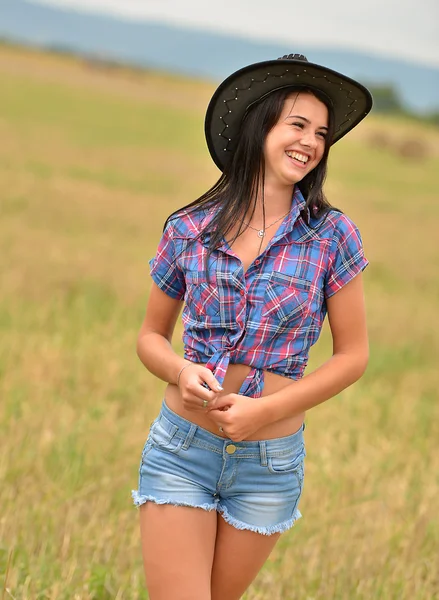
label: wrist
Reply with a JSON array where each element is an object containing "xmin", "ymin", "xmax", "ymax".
[
  {"xmin": 255, "ymin": 396, "xmax": 277, "ymax": 427},
  {"xmin": 175, "ymin": 361, "xmax": 193, "ymax": 387},
  {"xmin": 257, "ymin": 392, "xmax": 292, "ymax": 425}
]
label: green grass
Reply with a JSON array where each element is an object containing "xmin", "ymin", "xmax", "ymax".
[
  {"xmin": 0, "ymin": 45, "xmax": 438, "ymax": 599},
  {"xmin": 0, "ymin": 73, "xmax": 205, "ymax": 152}
]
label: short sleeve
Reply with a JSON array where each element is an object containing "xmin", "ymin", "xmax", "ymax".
[
  {"xmin": 149, "ymin": 220, "xmax": 185, "ymax": 300},
  {"xmin": 324, "ymin": 214, "xmax": 369, "ymax": 298}
]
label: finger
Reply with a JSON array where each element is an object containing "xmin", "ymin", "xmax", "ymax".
[
  {"xmin": 185, "ymin": 379, "xmax": 219, "ymax": 402},
  {"xmin": 208, "ymin": 396, "xmax": 234, "ymax": 411},
  {"xmin": 208, "ymin": 408, "xmax": 231, "ymax": 423},
  {"xmin": 182, "ymin": 396, "xmax": 212, "ymax": 412},
  {"xmin": 201, "ymin": 374, "xmax": 223, "ymax": 393},
  {"xmin": 197, "ymin": 387, "xmax": 220, "ymax": 402}
]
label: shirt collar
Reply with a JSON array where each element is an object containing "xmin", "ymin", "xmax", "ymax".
[
  {"xmin": 269, "ymin": 186, "xmax": 307, "ymax": 243},
  {"xmin": 197, "ymin": 186, "xmax": 308, "ymax": 247}
]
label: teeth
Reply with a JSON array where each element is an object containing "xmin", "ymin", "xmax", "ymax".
[{"xmin": 286, "ymin": 151, "xmax": 309, "ymax": 164}]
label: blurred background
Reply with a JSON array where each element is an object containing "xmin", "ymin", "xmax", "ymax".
[{"xmin": 1, "ymin": 1, "xmax": 438, "ymax": 598}]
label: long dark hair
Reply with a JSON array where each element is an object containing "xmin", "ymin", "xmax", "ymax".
[{"xmin": 165, "ymin": 86, "xmax": 336, "ymax": 252}]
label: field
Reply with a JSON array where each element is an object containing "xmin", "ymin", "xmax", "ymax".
[{"xmin": 0, "ymin": 44, "xmax": 438, "ymax": 599}]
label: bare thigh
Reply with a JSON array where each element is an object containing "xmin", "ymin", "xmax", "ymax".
[
  {"xmin": 140, "ymin": 503, "xmax": 217, "ymax": 600},
  {"xmin": 211, "ymin": 514, "xmax": 281, "ymax": 600}
]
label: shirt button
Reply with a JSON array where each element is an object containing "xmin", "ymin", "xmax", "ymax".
[
  {"xmin": 226, "ymin": 444, "xmax": 237, "ymax": 454},
  {"xmin": 240, "ymin": 290, "xmax": 245, "ymax": 296},
  {"xmin": 255, "ymin": 259, "xmax": 261, "ymax": 265}
]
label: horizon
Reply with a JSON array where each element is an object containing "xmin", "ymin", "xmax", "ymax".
[{"xmin": 32, "ymin": 0, "xmax": 439, "ymax": 69}]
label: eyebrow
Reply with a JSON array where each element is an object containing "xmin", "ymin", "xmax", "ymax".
[{"xmin": 286, "ymin": 114, "xmax": 329, "ymax": 131}]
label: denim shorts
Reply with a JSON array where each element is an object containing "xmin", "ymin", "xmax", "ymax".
[{"xmin": 132, "ymin": 401, "xmax": 306, "ymax": 536}]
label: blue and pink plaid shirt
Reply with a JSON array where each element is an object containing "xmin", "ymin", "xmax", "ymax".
[{"xmin": 150, "ymin": 187, "xmax": 368, "ymax": 398}]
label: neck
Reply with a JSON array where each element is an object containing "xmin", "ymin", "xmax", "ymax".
[{"xmin": 248, "ymin": 182, "xmax": 295, "ymax": 224}]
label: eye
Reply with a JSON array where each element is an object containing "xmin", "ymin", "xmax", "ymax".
[
  {"xmin": 291, "ymin": 121, "xmax": 304, "ymax": 129},
  {"xmin": 317, "ymin": 131, "xmax": 328, "ymax": 139}
]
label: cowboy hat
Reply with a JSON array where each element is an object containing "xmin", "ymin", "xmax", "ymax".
[{"xmin": 205, "ymin": 53, "xmax": 373, "ymax": 171}]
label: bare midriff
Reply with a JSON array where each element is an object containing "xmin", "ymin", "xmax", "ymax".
[{"xmin": 164, "ymin": 362, "xmax": 305, "ymax": 440}]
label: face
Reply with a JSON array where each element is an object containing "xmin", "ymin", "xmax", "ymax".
[{"xmin": 263, "ymin": 92, "xmax": 329, "ymax": 187}]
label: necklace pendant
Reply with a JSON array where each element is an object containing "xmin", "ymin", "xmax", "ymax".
[{"xmin": 258, "ymin": 229, "xmax": 265, "ymax": 238}]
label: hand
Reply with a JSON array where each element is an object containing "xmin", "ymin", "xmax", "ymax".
[
  {"xmin": 208, "ymin": 394, "xmax": 267, "ymax": 441},
  {"xmin": 177, "ymin": 364, "xmax": 223, "ymax": 412}
]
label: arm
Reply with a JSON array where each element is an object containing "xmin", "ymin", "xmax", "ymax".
[
  {"xmin": 210, "ymin": 272, "xmax": 368, "ymax": 439},
  {"xmin": 137, "ymin": 282, "xmax": 222, "ymax": 410},
  {"xmin": 137, "ymin": 282, "xmax": 185, "ymax": 385},
  {"xmin": 260, "ymin": 271, "xmax": 368, "ymax": 420}
]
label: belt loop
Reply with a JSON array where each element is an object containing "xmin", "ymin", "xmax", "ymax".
[
  {"xmin": 182, "ymin": 424, "xmax": 197, "ymax": 450},
  {"xmin": 259, "ymin": 441, "xmax": 267, "ymax": 466}
]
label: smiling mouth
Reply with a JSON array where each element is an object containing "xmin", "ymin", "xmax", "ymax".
[{"xmin": 286, "ymin": 151, "xmax": 309, "ymax": 165}]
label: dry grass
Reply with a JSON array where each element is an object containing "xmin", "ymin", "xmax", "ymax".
[{"xmin": 0, "ymin": 44, "xmax": 438, "ymax": 599}]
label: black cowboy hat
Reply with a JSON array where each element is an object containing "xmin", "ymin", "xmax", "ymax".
[{"xmin": 205, "ymin": 53, "xmax": 373, "ymax": 171}]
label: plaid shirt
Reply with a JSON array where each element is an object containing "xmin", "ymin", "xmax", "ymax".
[{"xmin": 150, "ymin": 188, "xmax": 368, "ymax": 397}]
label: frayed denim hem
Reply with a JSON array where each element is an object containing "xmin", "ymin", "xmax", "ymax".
[
  {"xmin": 218, "ymin": 505, "xmax": 302, "ymax": 536},
  {"xmin": 131, "ymin": 490, "xmax": 302, "ymax": 535},
  {"xmin": 131, "ymin": 490, "xmax": 217, "ymax": 512}
]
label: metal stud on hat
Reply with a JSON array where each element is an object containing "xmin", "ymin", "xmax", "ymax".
[{"xmin": 204, "ymin": 53, "xmax": 373, "ymax": 171}]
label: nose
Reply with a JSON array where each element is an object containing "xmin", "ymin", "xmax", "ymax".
[{"xmin": 300, "ymin": 131, "xmax": 318, "ymax": 149}]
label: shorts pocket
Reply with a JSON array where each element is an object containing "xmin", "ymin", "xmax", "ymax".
[
  {"xmin": 149, "ymin": 418, "xmax": 184, "ymax": 454},
  {"xmin": 141, "ymin": 438, "xmax": 154, "ymax": 461},
  {"xmin": 267, "ymin": 447, "xmax": 305, "ymax": 475},
  {"xmin": 262, "ymin": 272, "xmax": 311, "ymax": 325}
]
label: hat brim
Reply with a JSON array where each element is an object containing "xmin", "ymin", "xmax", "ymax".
[{"xmin": 205, "ymin": 58, "xmax": 373, "ymax": 171}]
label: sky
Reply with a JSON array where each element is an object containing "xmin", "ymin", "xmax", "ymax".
[{"xmin": 34, "ymin": 0, "xmax": 439, "ymax": 68}]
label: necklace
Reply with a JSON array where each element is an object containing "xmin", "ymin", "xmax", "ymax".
[{"xmin": 242, "ymin": 211, "xmax": 289, "ymax": 238}]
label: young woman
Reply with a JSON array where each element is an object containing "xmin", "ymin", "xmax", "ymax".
[{"xmin": 133, "ymin": 53, "xmax": 373, "ymax": 600}]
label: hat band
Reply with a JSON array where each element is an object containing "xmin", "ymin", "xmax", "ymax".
[{"xmin": 217, "ymin": 68, "xmax": 358, "ymax": 155}]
